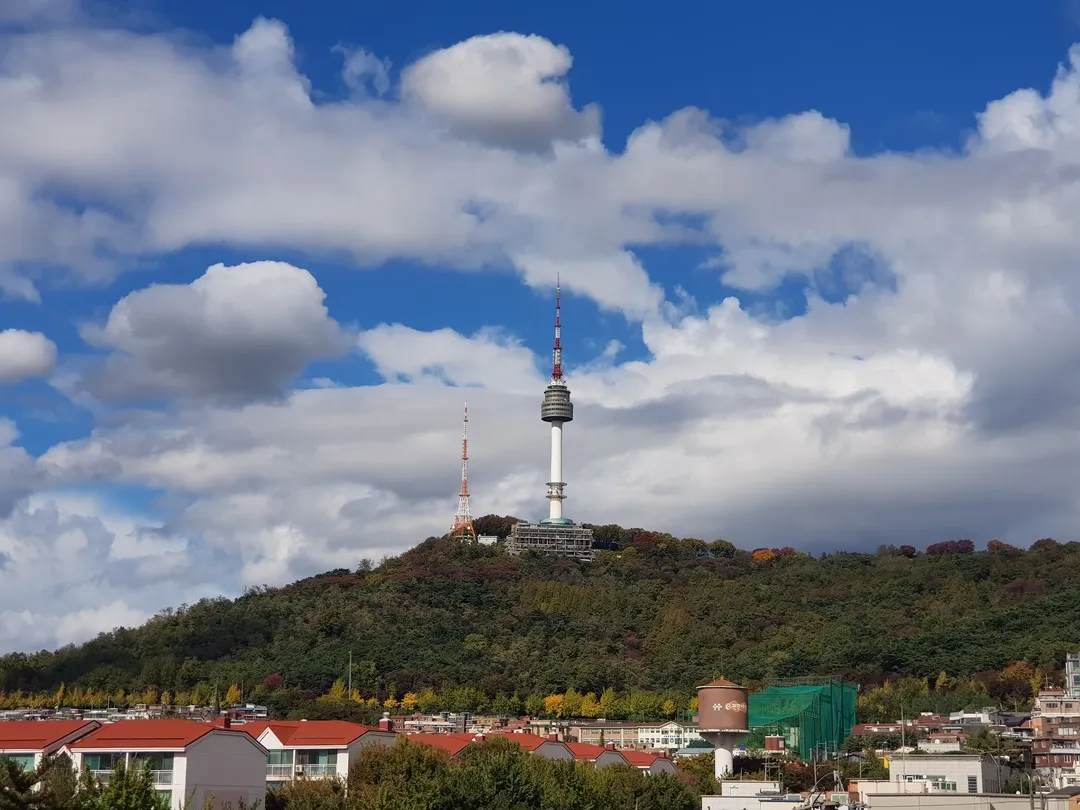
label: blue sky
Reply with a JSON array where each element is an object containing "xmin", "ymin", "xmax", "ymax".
[{"xmin": 3, "ymin": 0, "xmax": 1080, "ymax": 650}]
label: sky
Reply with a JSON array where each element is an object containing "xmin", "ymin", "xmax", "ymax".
[{"xmin": 2, "ymin": 0, "xmax": 1080, "ymax": 652}]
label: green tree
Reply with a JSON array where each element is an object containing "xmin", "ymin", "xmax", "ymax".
[{"xmin": 94, "ymin": 760, "xmax": 169, "ymax": 810}]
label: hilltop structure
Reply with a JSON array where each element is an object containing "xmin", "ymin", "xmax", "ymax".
[
  {"xmin": 449, "ymin": 403, "xmax": 477, "ymax": 540},
  {"xmin": 507, "ymin": 279, "xmax": 594, "ymax": 561}
]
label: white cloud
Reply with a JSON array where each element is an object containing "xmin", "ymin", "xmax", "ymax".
[
  {"xmin": 400, "ymin": 32, "xmax": 601, "ymax": 151},
  {"xmin": 0, "ymin": 493, "xmax": 221, "ymax": 651},
  {"xmin": 75, "ymin": 260, "xmax": 350, "ymax": 406},
  {"xmin": 337, "ymin": 45, "xmax": 391, "ymax": 96},
  {"xmin": 0, "ymin": 329, "xmax": 56, "ymax": 382}
]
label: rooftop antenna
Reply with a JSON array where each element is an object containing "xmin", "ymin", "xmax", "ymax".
[{"xmin": 450, "ymin": 403, "xmax": 477, "ymax": 540}]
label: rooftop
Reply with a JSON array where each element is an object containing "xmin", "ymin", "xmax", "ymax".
[
  {"xmin": 70, "ymin": 719, "xmax": 223, "ymax": 750},
  {"xmin": 0, "ymin": 720, "xmax": 98, "ymax": 750},
  {"xmin": 240, "ymin": 720, "xmax": 383, "ymax": 747}
]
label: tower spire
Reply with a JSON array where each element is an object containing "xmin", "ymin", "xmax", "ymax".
[
  {"xmin": 450, "ymin": 402, "xmax": 476, "ymax": 540},
  {"xmin": 552, "ymin": 274, "xmax": 563, "ymax": 381}
]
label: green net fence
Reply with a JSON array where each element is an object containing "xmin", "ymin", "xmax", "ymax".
[{"xmin": 745, "ymin": 680, "xmax": 857, "ymax": 760}]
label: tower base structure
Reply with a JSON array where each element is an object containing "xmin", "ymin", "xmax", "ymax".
[{"xmin": 507, "ymin": 519, "xmax": 595, "ymax": 561}]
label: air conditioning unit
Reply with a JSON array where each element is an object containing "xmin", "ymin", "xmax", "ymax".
[{"xmin": 294, "ymin": 765, "xmax": 303, "ymax": 775}]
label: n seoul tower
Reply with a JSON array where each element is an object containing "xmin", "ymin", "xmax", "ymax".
[
  {"xmin": 540, "ymin": 277, "xmax": 574, "ymax": 525},
  {"xmin": 507, "ymin": 276, "xmax": 593, "ymax": 560}
]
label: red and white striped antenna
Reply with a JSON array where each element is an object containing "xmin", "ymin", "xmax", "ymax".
[
  {"xmin": 450, "ymin": 402, "xmax": 476, "ymax": 539},
  {"xmin": 551, "ymin": 274, "xmax": 563, "ymax": 381}
]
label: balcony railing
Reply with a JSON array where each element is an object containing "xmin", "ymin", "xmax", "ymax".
[
  {"xmin": 297, "ymin": 764, "xmax": 337, "ymax": 777},
  {"xmin": 266, "ymin": 764, "xmax": 293, "ymax": 779},
  {"xmin": 91, "ymin": 769, "xmax": 172, "ymax": 785}
]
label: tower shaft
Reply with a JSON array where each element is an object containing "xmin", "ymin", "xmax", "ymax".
[{"xmin": 541, "ymin": 277, "xmax": 573, "ymax": 522}]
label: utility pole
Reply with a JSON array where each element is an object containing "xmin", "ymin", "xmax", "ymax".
[{"xmin": 348, "ymin": 651, "xmax": 352, "ymax": 698}]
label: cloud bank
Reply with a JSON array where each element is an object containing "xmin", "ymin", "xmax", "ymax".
[{"xmin": 2, "ymin": 13, "xmax": 1080, "ymax": 650}]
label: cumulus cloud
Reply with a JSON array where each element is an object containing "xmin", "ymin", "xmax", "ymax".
[
  {"xmin": 0, "ymin": 493, "xmax": 224, "ymax": 650},
  {"xmin": 0, "ymin": 329, "xmax": 56, "ymax": 383},
  {"xmin": 400, "ymin": 32, "xmax": 601, "ymax": 150},
  {"xmin": 0, "ymin": 420, "xmax": 37, "ymax": 518},
  {"xmin": 76, "ymin": 261, "xmax": 350, "ymax": 406}
]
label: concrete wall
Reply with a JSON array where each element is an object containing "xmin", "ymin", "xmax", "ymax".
[
  {"xmin": 864, "ymin": 795, "xmax": 1072, "ymax": 810},
  {"xmin": 183, "ymin": 731, "xmax": 266, "ymax": 810}
]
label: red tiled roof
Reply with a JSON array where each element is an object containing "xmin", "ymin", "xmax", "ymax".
[
  {"xmin": 240, "ymin": 720, "xmax": 382, "ymax": 747},
  {"xmin": 566, "ymin": 742, "xmax": 624, "ymax": 762},
  {"xmin": 0, "ymin": 720, "xmax": 99, "ymax": 751},
  {"xmin": 620, "ymin": 750, "xmax": 660, "ymax": 768},
  {"xmin": 70, "ymin": 720, "xmax": 220, "ymax": 750},
  {"xmin": 407, "ymin": 733, "xmax": 475, "ymax": 757},
  {"xmin": 492, "ymin": 732, "xmax": 546, "ymax": 751}
]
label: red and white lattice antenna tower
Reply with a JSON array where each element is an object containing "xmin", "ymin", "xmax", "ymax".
[
  {"xmin": 552, "ymin": 273, "xmax": 563, "ymax": 381},
  {"xmin": 450, "ymin": 402, "xmax": 477, "ymax": 539}
]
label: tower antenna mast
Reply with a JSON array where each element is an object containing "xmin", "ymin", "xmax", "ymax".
[{"xmin": 450, "ymin": 403, "xmax": 477, "ymax": 540}]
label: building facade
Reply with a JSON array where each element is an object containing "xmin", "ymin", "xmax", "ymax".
[
  {"xmin": 67, "ymin": 719, "xmax": 267, "ymax": 810},
  {"xmin": 242, "ymin": 720, "xmax": 396, "ymax": 783}
]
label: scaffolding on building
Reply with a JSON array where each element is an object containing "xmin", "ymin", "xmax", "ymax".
[
  {"xmin": 506, "ymin": 521, "xmax": 595, "ymax": 561},
  {"xmin": 745, "ymin": 677, "xmax": 857, "ymax": 761}
]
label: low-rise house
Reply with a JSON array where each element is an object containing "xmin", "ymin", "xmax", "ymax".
[
  {"xmin": 240, "ymin": 720, "xmax": 395, "ymax": 783},
  {"xmin": 566, "ymin": 742, "xmax": 630, "ymax": 768},
  {"xmin": 0, "ymin": 720, "xmax": 100, "ymax": 770},
  {"xmin": 66, "ymin": 718, "xmax": 267, "ymax": 810},
  {"xmin": 621, "ymin": 750, "xmax": 677, "ymax": 775},
  {"xmin": 407, "ymin": 733, "xmax": 477, "ymax": 759},
  {"xmin": 492, "ymin": 732, "xmax": 574, "ymax": 761}
]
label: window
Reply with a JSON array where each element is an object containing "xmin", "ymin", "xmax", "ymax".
[
  {"xmin": 0, "ymin": 754, "xmax": 34, "ymax": 771},
  {"xmin": 130, "ymin": 753, "xmax": 173, "ymax": 784},
  {"xmin": 83, "ymin": 753, "xmax": 124, "ymax": 775},
  {"xmin": 967, "ymin": 776, "xmax": 977, "ymax": 793}
]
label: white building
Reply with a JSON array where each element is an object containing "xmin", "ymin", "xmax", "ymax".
[
  {"xmin": 0, "ymin": 719, "xmax": 100, "ymax": 769},
  {"xmin": 240, "ymin": 720, "xmax": 396, "ymax": 783},
  {"xmin": 878, "ymin": 754, "xmax": 1013, "ymax": 794},
  {"xmin": 67, "ymin": 719, "xmax": 267, "ymax": 810},
  {"xmin": 701, "ymin": 780, "xmax": 802, "ymax": 810},
  {"xmin": 573, "ymin": 720, "xmax": 702, "ymax": 751},
  {"xmin": 862, "ymin": 794, "xmax": 1073, "ymax": 810}
]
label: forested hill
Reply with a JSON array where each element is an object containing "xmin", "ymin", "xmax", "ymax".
[{"xmin": 3, "ymin": 522, "xmax": 1080, "ymax": 716}]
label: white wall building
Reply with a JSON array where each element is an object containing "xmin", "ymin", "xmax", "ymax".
[
  {"xmin": 67, "ymin": 719, "xmax": 267, "ymax": 810},
  {"xmin": 241, "ymin": 719, "xmax": 396, "ymax": 783},
  {"xmin": 0, "ymin": 719, "xmax": 100, "ymax": 769},
  {"xmin": 879, "ymin": 754, "xmax": 1013, "ymax": 794}
]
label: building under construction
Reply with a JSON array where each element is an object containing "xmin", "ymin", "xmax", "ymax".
[
  {"xmin": 506, "ymin": 520, "xmax": 595, "ymax": 560},
  {"xmin": 505, "ymin": 279, "xmax": 595, "ymax": 562},
  {"xmin": 744, "ymin": 677, "xmax": 857, "ymax": 761}
]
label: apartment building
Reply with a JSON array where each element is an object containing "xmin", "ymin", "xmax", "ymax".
[
  {"xmin": 0, "ymin": 719, "xmax": 100, "ymax": 770},
  {"xmin": 67, "ymin": 719, "xmax": 267, "ymax": 810},
  {"xmin": 241, "ymin": 720, "xmax": 396, "ymax": 783}
]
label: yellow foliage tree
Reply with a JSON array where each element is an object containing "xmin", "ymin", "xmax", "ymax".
[
  {"xmin": 160, "ymin": 691, "xmax": 172, "ymax": 706},
  {"xmin": 689, "ymin": 696, "xmax": 699, "ymax": 713},
  {"xmin": 350, "ymin": 689, "xmax": 363, "ymax": 703},
  {"xmin": 401, "ymin": 692, "xmax": 419, "ymax": 712},
  {"xmin": 384, "ymin": 696, "xmax": 399, "ymax": 710},
  {"xmin": 579, "ymin": 693, "xmax": 601, "ymax": 719},
  {"xmin": 224, "ymin": 683, "xmax": 242, "ymax": 706},
  {"xmin": 54, "ymin": 683, "xmax": 66, "ymax": 707},
  {"xmin": 326, "ymin": 680, "xmax": 347, "ymax": 703},
  {"xmin": 662, "ymin": 699, "xmax": 677, "ymax": 717},
  {"xmin": 544, "ymin": 694, "xmax": 565, "ymax": 718},
  {"xmin": 365, "ymin": 696, "xmax": 380, "ymax": 709}
]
